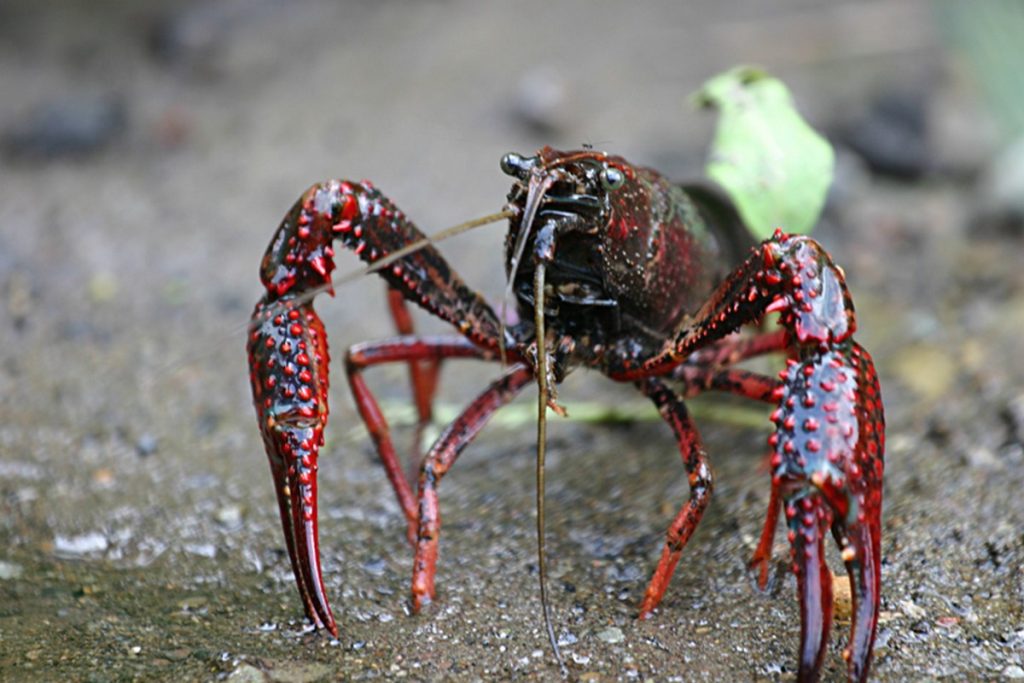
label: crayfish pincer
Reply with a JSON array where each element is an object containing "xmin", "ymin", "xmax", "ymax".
[{"xmin": 247, "ymin": 147, "xmax": 884, "ymax": 681}]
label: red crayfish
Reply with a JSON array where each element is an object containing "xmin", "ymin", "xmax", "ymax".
[{"xmin": 247, "ymin": 146, "xmax": 884, "ymax": 681}]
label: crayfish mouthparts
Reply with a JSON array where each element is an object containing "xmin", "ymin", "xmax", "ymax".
[{"xmin": 249, "ymin": 148, "xmax": 883, "ymax": 683}]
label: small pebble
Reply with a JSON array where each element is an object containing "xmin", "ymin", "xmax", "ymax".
[
  {"xmin": 899, "ymin": 599, "xmax": 926, "ymax": 621},
  {"xmin": 136, "ymin": 433, "xmax": 158, "ymax": 457},
  {"xmin": 226, "ymin": 663, "xmax": 265, "ymax": 683},
  {"xmin": 596, "ymin": 626, "xmax": 625, "ymax": 644},
  {"xmin": 214, "ymin": 504, "xmax": 243, "ymax": 529},
  {"xmin": 0, "ymin": 561, "xmax": 24, "ymax": 580},
  {"xmin": 54, "ymin": 532, "xmax": 109, "ymax": 557},
  {"xmin": 92, "ymin": 469, "xmax": 115, "ymax": 487},
  {"xmin": 362, "ymin": 557, "xmax": 387, "ymax": 576},
  {"xmin": 178, "ymin": 596, "xmax": 208, "ymax": 610},
  {"xmin": 1004, "ymin": 665, "xmax": 1024, "ymax": 679},
  {"xmin": 183, "ymin": 543, "xmax": 216, "ymax": 559},
  {"xmin": 557, "ymin": 631, "xmax": 578, "ymax": 646}
]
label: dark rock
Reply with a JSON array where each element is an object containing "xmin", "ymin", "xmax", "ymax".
[
  {"xmin": 135, "ymin": 433, "xmax": 158, "ymax": 457},
  {"xmin": 971, "ymin": 136, "xmax": 1024, "ymax": 238},
  {"xmin": 838, "ymin": 91, "xmax": 930, "ymax": 179},
  {"xmin": 3, "ymin": 94, "xmax": 126, "ymax": 160}
]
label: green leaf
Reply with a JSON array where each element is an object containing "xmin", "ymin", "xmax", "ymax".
[{"xmin": 693, "ymin": 66, "xmax": 834, "ymax": 239}]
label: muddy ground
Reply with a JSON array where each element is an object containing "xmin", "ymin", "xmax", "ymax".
[{"xmin": 1, "ymin": 1, "xmax": 1023, "ymax": 681}]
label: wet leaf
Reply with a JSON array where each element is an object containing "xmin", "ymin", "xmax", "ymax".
[{"xmin": 694, "ymin": 66, "xmax": 834, "ymax": 238}]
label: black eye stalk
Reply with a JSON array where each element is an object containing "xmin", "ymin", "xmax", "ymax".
[
  {"xmin": 500, "ymin": 152, "xmax": 534, "ymax": 180},
  {"xmin": 600, "ymin": 166, "xmax": 625, "ymax": 191}
]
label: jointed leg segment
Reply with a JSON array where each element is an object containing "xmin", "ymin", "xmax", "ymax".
[{"xmin": 634, "ymin": 377, "xmax": 713, "ymax": 618}]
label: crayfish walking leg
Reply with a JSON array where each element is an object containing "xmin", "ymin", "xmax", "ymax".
[
  {"xmin": 344, "ymin": 335, "xmax": 496, "ymax": 535},
  {"xmin": 633, "ymin": 377, "xmax": 713, "ymax": 619}
]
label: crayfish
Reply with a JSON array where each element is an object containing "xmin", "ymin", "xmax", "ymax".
[{"xmin": 247, "ymin": 146, "xmax": 884, "ymax": 681}]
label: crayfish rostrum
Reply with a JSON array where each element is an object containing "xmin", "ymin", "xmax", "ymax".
[{"xmin": 247, "ymin": 146, "xmax": 884, "ymax": 681}]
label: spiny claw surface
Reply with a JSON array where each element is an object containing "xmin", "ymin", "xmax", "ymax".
[
  {"xmin": 771, "ymin": 341, "xmax": 883, "ymax": 682},
  {"xmin": 249, "ymin": 297, "xmax": 336, "ymax": 636}
]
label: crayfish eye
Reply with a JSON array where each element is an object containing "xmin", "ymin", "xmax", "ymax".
[
  {"xmin": 600, "ymin": 166, "xmax": 625, "ymax": 191},
  {"xmin": 500, "ymin": 152, "xmax": 526, "ymax": 178}
]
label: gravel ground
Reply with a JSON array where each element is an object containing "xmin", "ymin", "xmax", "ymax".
[{"xmin": 1, "ymin": 1, "xmax": 1022, "ymax": 681}]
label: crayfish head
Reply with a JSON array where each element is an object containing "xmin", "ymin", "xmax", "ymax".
[{"xmin": 500, "ymin": 147, "xmax": 637, "ymax": 342}]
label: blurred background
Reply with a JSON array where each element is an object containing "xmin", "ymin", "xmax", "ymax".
[{"xmin": 1, "ymin": 1, "xmax": 1022, "ymax": 680}]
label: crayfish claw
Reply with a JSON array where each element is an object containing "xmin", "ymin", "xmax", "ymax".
[
  {"xmin": 249, "ymin": 296, "xmax": 337, "ymax": 637},
  {"xmin": 787, "ymin": 492, "xmax": 834, "ymax": 682},
  {"xmin": 770, "ymin": 340, "xmax": 883, "ymax": 681},
  {"xmin": 833, "ymin": 516, "xmax": 881, "ymax": 682},
  {"xmin": 265, "ymin": 423, "xmax": 337, "ymax": 637}
]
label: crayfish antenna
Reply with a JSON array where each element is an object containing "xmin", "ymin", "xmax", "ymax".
[
  {"xmin": 532, "ymin": 261, "xmax": 567, "ymax": 677},
  {"xmin": 358, "ymin": 209, "xmax": 514, "ymax": 282}
]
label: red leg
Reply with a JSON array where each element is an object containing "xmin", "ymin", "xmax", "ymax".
[
  {"xmin": 410, "ymin": 364, "xmax": 535, "ymax": 611},
  {"xmin": 687, "ymin": 328, "xmax": 789, "ymax": 367},
  {"xmin": 633, "ymin": 377, "xmax": 713, "ymax": 618},
  {"xmin": 672, "ymin": 365, "xmax": 781, "ymax": 403},
  {"xmin": 749, "ymin": 480, "xmax": 782, "ymax": 590},
  {"xmin": 387, "ymin": 288, "xmax": 442, "ymax": 464},
  {"xmin": 671, "ymin": 358, "xmax": 785, "ymax": 580},
  {"xmin": 345, "ymin": 335, "xmax": 496, "ymax": 526},
  {"xmin": 607, "ymin": 232, "xmax": 861, "ymax": 380}
]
